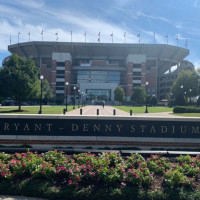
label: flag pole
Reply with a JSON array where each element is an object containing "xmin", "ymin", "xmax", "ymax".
[
  {"xmin": 55, "ymin": 30, "xmax": 58, "ymax": 41},
  {"xmin": 18, "ymin": 32, "xmax": 20, "ymax": 43},
  {"xmin": 84, "ymin": 31, "xmax": 86, "ymax": 43},
  {"xmin": 137, "ymin": 33, "xmax": 140, "ymax": 43},
  {"xmin": 98, "ymin": 31, "xmax": 100, "ymax": 43},
  {"xmin": 124, "ymin": 32, "xmax": 126, "ymax": 43},
  {"xmin": 28, "ymin": 31, "xmax": 30, "ymax": 42},
  {"xmin": 41, "ymin": 30, "xmax": 43, "ymax": 41},
  {"xmin": 176, "ymin": 35, "xmax": 178, "ymax": 46},
  {"xmin": 185, "ymin": 40, "xmax": 188, "ymax": 48},
  {"xmin": 111, "ymin": 32, "xmax": 113, "ymax": 43}
]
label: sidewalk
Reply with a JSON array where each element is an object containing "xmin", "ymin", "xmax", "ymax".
[
  {"xmin": 0, "ymin": 196, "xmax": 46, "ymax": 200},
  {"xmin": 65, "ymin": 105, "xmax": 130, "ymax": 116},
  {"xmin": 65, "ymin": 105, "xmax": 182, "ymax": 118}
]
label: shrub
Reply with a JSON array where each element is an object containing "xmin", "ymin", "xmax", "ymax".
[
  {"xmin": 164, "ymin": 170, "xmax": 194, "ymax": 188},
  {"xmin": 146, "ymin": 154, "xmax": 171, "ymax": 175},
  {"xmin": 150, "ymin": 96, "xmax": 158, "ymax": 106},
  {"xmin": 197, "ymin": 96, "xmax": 200, "ymax": 106},
  {"xmin": 173, "ymin": 106, "xmax": 200, "ymax": 113}
]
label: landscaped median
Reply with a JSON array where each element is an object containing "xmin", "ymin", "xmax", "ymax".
[{"xmin": 1, "ymin": 151, "xmax": 200, "ymax": 200}]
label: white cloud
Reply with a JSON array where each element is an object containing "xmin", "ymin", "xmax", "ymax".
[
  {"xmin": 14, "ymin": 0, "xmax": 45, "ymax": 9},
  {"xmin": 0, "ymin": 0, "xmax": 199, "ymax": 68},
  {"xmin": 137, "ymin": 10, "xmax": 171, "ymax": 23},
  {"xmin": 175, "ymin": 22, "xmax": 200, "ymax": 36},
  {"xmin": 193, "ymin": 60, "xmax": 200, "ymax": 69},
  {"xmin": 0, "ymin": 4, "xmax": 22, "ymax": 16}
]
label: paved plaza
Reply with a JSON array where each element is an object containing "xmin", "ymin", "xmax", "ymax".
[
  {"xmin": 0, "ymin": 196, "xmax": 46, "ymax": 200},
  {"xmin": 65, "ymin": 105, "xmax": 181, "ymax": 118}
]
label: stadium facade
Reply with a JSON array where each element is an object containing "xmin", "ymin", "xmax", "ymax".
[{"xmin": 7, "ymin": 42, "xmax": 194, "ymax": 103}]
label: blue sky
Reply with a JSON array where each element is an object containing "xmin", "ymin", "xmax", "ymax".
[{"xmin": 0, "ymin": 0, "xmax": 200, "ymax": 67}]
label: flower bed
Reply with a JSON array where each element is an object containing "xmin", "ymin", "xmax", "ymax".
[{"xmin": 1, "ymin": 151, "xmax": 200, "ymax": 199}]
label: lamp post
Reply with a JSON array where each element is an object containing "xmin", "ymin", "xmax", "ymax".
[
  {"xmin": 81, "ymin": 92, "xmax": 84, "ymax": 106},
  {"xmin": 38, "ymin": 75, "xmax": 44, "ymax": 114},
  {"xmin": 180, "ymin": 85, "xmax": 185, "ymax": 105},
  {"xmin": 65, "ymin": 82, "xmax": 68, "ymax": 111},
  {"xmin": 73, "ymin": 86, "xmax": 76, "ymax": 109},
  {"xmin": 170, "ymin": 93, "xmax": 173, "ymax": 100},
  {"xmin": 78, "ymin": 89, "xmax": 80, "ymax": 108},
  {"xmin": 145, "ymin": 81, "xmax": 149, "ymax": 113},
  {"xmin": 189, "ymin": 89, "xmax": 192, "ymax": 103},
  {"xmin": 85, "ymin": 94, "xmax": 87, "ymax": 106}
]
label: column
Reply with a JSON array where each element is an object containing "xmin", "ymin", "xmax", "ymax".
[
  {"xmin": 51, "ymin": 60, "xmax": 57, "ymax": 96},
  {"xmin": 126, "ymin": 62, "xmax": 133, "ymax": 101}
]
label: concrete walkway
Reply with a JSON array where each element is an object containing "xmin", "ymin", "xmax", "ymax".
[
  {"xmin": 0, "ymin": 196, "xmax": 46, "ymax": 200},
  {"xmin": 65, "ymin": 105, "xmax": 182, "ymax": 118},
  {"xmin": 66, "ymin": 105, "xmax": 130, "ymax": 116}
]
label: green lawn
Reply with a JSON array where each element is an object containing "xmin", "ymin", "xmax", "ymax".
[
  {"xmin": 0, "ymin": 105, "xmax": 80, "ymax": 114},
  {"xmin": 113, "ymin": 106, "xmax": 173, "ymax": 113},
  {"xmin": 172, "ymin": 113, "xmax": 200, "ymax": 117}
]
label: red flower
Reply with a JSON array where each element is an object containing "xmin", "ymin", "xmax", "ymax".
[
  {"xmin": 1, "ymin": 173, "xmax": 5, "ymax": 176},
  {"xmin": 68, "ymin": 180, "xmax": 72, "ymax": 184}
]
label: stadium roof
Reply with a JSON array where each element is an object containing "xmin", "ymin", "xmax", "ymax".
[{"xmin": 8, "ymin": 42, "xmax": 189, "ymax": 74}]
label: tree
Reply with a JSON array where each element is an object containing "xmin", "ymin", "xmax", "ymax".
[
  {"xmin": 197, "ymin": 96, "xmax": 200, "ymax": 106},
  {"xmin": 150, "ymin": 96, "xmax": 158, "ymax": 106},
  {"xmin": 131, "ymin": 86, "xmax": 146, "ymax": 105},
  {"xmin": 0, "ymin": 54, "xmax": 40, "ymax": 111},
  {"xmin": 174, "ymin": 93, "xmax": 186, "ymax": 106},
  {"xmin": 171, "ymin": 70, "xmax": 198, "ymax": 105},
  {"xmin": 114, "ymin": 86, "xmax": 125, "ymax": 105},
  {"xmin": 42, "ymin": 80, "xmax": 53, "ymax": 104}
]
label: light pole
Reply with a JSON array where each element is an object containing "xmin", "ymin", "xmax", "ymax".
[
  {"xmin": 84, "ymin": 94, "xmax": 87, "ymax": 106},
  {"xmin": 170, "ymin": 93, "xmax": 173, "ymax": 106},
  {"xmin": 38, "ymin": 75, "xmax": 44, "ymax": 114},
  {"xmin": 78, "ymin": 90, "xmax": 80, "ymax": 108},
  {"xmin": 73, "ymin": 86, "xmax": 76, "ymax": 109},
  {"xmin": 184, "ymin": 91, "xmax": 187, "ymax": 103},
  {"xmin": 65, "ymin": 82, "xmax": 69, "ymax": 111},
  {"xmin": 189, "ymin": 89, "xmax": 192, "ymax": 103},
  {"xmin": 180, "ymin": 85, "xmax": 185, "ymax": 105},
  {"xmin": 145, "ymin": 81, "xmax": 149, "ymax": 113},
  {"xmin": 81, "ymin": 92, "xmax": 84, "ymax": 106}
]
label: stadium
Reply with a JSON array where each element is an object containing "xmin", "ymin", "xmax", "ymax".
[{"xmin": 6, "ymin": 41, "xmax": 194, "ymax": 104}]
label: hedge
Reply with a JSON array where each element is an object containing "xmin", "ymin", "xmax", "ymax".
[{"xmin": 173, "ymin": 106, "xmax": 200, "ymax": 113}]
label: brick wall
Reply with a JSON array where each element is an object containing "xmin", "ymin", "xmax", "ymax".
[{"xmin": 41, "ymin": 64, "xmax": 51, "ymax": 83}]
